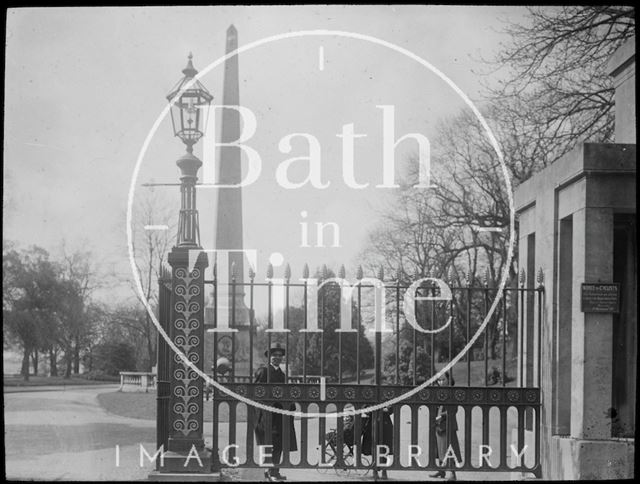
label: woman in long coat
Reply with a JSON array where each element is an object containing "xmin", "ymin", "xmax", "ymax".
[
  {"xmin": 361, "ymin": 406, "xmax": 394, "ymax": 479},
  {"xmin": 432, "ymin": 371, "xmax": 461, "ymax": 481},
  {"xmin": 253, "ymin": 344, "xmax": 297, "ymax": 481}
]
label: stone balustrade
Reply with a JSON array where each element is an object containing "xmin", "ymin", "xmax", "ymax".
[{"xmin": 119, "ymin": 371, "xmax": 157, "ymax": 392}]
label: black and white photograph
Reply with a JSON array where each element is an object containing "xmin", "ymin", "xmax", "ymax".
[{"xmin": 3, "ymin": 6, "xmax": 636, "ymax": 481}]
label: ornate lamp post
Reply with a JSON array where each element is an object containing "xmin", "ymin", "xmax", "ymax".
[
  {"xmin": 166, "ymin": 53, "xmax": 213, "ymax": 247},
  {"xmin": 159, "ymin": 54, "xmax": 213, "ymax": 475}
]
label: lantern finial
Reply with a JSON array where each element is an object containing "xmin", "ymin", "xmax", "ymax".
[{"xmin": 182, "ymin": 53, "xmax": 197, "ymax": 78}]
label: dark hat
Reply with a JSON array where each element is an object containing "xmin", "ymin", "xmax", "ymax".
[{"xmin": 265, "ymin": 343, "xmax": 286, "ymax": 357}]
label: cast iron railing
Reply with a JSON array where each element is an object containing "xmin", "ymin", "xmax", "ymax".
[{"xmin": 158, "ymin": 265, "xmax": 544, "ymax": 477}]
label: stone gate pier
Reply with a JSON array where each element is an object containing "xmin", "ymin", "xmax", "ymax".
[{"xmin": 513, "ymin": 37, "xmax": 636, "ymax": 480}]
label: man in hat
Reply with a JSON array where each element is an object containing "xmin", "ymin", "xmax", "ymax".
[{"xmin": 253, "ymin": 343, "xmax": 297, "ymax": 481}]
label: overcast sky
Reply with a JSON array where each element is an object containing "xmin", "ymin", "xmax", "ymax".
[{"xmin": 4, "ymin": 6, "xmax": 529, "ymax": 304}]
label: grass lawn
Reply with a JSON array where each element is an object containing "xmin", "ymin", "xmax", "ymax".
[
  {"xmin": 3, "ymin": 374, "xmax": 118, "ymax": 387},
  {"xmin": 438, "ymin": 357, "xmax": 519, "ymax": 387},
  {"xmin": 98, "ymin": 391, "xmax": 159, "ymax": 420},
  {"xmin": 98, "ymin": 390, "xmax": 217, "ymax": 421},
  {"xmin": 353, "ymin": 358, "xmax": 518, "ymax": 386}
]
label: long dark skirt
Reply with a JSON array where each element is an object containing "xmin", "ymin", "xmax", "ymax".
[
  {"xmin": 435, "ymin": 410, "xmax": 462, "ymax": 465},
  {"xmin": 361, "ymin": 411, "xmax": 394, "ymax": 456},
  {"xmin": 254, "ymin": 407, "xmax": 298, "ymax": 452}
]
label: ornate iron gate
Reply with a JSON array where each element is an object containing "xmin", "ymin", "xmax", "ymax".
[{"xmin": 158, "ymin": 265, "xmax": 544, "ymax": 477}]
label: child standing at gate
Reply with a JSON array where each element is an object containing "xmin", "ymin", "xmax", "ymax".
[{"xmin": 430, "ymin": 371, "xmax": 461, "ymax": 481}]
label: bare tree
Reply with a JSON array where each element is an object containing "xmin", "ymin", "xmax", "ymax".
[
  {"xmin": 127, "ymin": 188, "xmax": 177, "ymax": 371},
  {"xmin": 487, "ymin": 6, "xmax": 635, "ymax": 163},
  {"xmin": 363, "ymin": 8, "xmax": 635, "ymax": 378},
  {"xmin": 58, "ymin": 242, "xmax": 103, "ymax": 377},
  {"xmin": 364, "ymin": 108, "xmax": 514, "ymax": 285},
  {"xmin": 361, "ymin": 109, "xmax": 519, "ymax": 369},
  {"xmin": 367, "ymin": 6, "xmax": 636, "ymax": 285}
]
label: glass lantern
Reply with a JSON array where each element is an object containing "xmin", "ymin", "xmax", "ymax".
[{"xmin": 166, "ymin": 53, "xmax": 213, "ymax": 152}]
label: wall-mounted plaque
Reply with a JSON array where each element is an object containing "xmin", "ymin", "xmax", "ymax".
[{"xmin": 581, "ymin": 283, "xmax": 620, "ymax": 313}]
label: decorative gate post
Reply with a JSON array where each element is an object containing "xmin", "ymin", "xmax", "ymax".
[
  {"xmin": 162, "ymin": 230, "xmax": 209, "ymax": 472},
  {"xmin": 153, "ymin": 54, "xmax": 214, "ymax": 476}
]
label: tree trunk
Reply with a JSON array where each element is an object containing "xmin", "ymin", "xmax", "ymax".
[
  {"xmin": 145, "ymin": 313, "xmax": 157, "ymax": 372},
  {"xmin": 21, "ymin": 346, "xmax": 30, "ymax": 381},
  {"xmin": 73, "ymin": 339, "xmax": 80, "ymax": 374},
  {"xmin": 490, "ymin": 325, "xmax": 499, "ymax": 360},
  {"xmin": 49, "ymin": 349, "xmax": 58, "ymax": 377},
  {"xmin": 146, "ymin": 329, "xmax": 155, "ymax": 372},
  {"xmin": 64, "ymin": 352, "xmax": 73, "ymax": 379},
  {"xmin": 31, "ymin": 350, "xmax": 39, "ymax": 376}
]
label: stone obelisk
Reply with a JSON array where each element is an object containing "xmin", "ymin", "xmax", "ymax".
[
  {"xmin": 207, "ymin": 25, "xmax": 252, "ymax": 378},
  {"xmin": 216, "ymin": 24, "xmax": 247, "ymax": 291}
]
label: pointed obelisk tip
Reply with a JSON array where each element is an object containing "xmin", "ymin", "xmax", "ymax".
[{"xmin": 226, "ymin": 24, "xmax": 238, "ymax": 53}]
